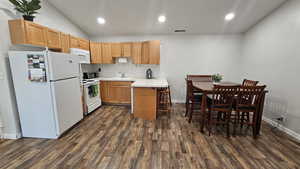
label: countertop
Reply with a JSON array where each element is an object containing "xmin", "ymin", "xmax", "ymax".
[{"xmin": 90, "ymin": 77, "xmax": 169, "ymax": 88}]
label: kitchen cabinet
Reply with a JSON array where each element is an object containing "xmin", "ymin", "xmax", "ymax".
[
  {"xmin": 132, "ymin": 40, "xmax": 160, "ymax": 64},
  {"xmin": 141, "ymin": 40, "xmax": 160, "ymax": 64},
  {"xmin": 70, "ymin": 35, "xmax": 80, "ymax": 49},
  {"xmin": 133, "ymin": 87, "xmax": 157, "ymax": 120},
  {"xmin": 46, "ymin": 28, "xmax": 61, "ymax": 49},
  {"xmin": 111, "ymin": 43, "xmax": 122, "ymax": 57},
  {"xmin": 100, "ymin": 81, "xmax": 132, "ymax": 104},
  {"xmin": 70, "ymin": 36, "xmax": 90, "ymax": 51},
  {"xmin": 9, "ymin": 19, "xmax": 48, "ymax": 47},
  {"xmin": 132, "ymin": 42, "xmax": 142, "ymax": 64},
  {"xmin": 78, "ymin": 38, "xmax": 90, "ymax": 51},
  {"xmin": 121, "ymin": 42, "xmax": 132, "ymax": 57},
  {"xmin": 111, "ymin": 42, "xmax": 132, "ymax": 57},
  {"xmin": 8, "ymin": 19, "xmax": 90, "ymax": 53},
  {"xmin": 101, "ymin": 43, "xmax": 114, "ymax": 64},
  {"xmin": 90, "ymin": 42, "xmax": 102, "ymax": 64},
  {"xmin": 60, "ymin": 33, "xmax": 70, "ymax": 53}
]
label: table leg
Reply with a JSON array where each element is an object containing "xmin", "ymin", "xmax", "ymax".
[
  {"xmin": 256, "ymin": 92, "xmax": 266, "ymax": 135},
  {"xmin": 200, "ymin": 93, "xmax": 207, "ymax": 133}
]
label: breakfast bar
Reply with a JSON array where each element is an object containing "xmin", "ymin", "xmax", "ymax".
[{"xmin": 131, "ymin": 79, "xmax": 169, "ymax": 120}]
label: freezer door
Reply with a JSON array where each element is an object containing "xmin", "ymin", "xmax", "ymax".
[
  {"xmin": 51, "ymin": 77, "xmax": 83, "ymax": 135},
  {"xmin": 47, "ymin": 51, "xmax": 80, "ymax": 81}
]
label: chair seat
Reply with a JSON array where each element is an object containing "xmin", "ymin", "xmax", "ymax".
[{"xmin": 211, "ymin": 104, "xmax": 231, "ymax": 109}]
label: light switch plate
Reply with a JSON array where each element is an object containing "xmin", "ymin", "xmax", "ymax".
[{"xmin": 0, "ymin": 71, "xmax": 4, "ymax": 80}]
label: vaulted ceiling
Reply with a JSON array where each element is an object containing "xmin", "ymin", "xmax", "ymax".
[{"xmin": 48, "ymin": 0, "xmax": 287, "ymax": 36}]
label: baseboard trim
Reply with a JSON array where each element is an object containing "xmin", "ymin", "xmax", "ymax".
[
  {"xmin": 1, "ymin": 132, "xmax": 22, "ymax": 139},
  {"xmin": 263, "ymin": 116, "xmax": 300, "ymax": 142}
]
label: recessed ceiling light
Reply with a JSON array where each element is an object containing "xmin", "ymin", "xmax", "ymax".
[
  {"xmin": 158, "ymin": 15, "xmax": 166, "ymax": 23},
  {"xmin": 97, "ymin": 17, "xmax": 106, "ymax": 24},
  {"xmin": 225, "ymin": 13, "xmax": 235, "ymax": 21}
]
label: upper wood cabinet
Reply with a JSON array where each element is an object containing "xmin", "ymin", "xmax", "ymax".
[
  {"xmin": 90, "ymin": 42, "xmax": 114, "ymax": 64},
  {"xmin": 111, "ymin": 43, "xmax": 122, "ymax": 57},
  {"xmin": 46, "ymin": 28, "xmax": 61, "ymax": 49},
  {"xmin": 90, "ymin": 42, "xmax": 102, "ymax": 64},
  {"xmin": 70, "ymin": 35, "xmax": 89, "ymax": 51},
  {"xmin": 122, "ymin": 42, "xmax": 132, "ymax": 57},
  {"xmin": 102, "ymin": 43, "xmax": 114, "ymax": 64},
  {"xmin": 141, "ymin": 40, "xmax": 160, "ymax": 64},
  {"xmin": 9, "ymin": 19, "xmax": 47, "ymax": 47},
  {"xmin": 78, "ymin": 38, "xmax": 90, "ymax": 51},
  {"xmin": 111, "ymin": 42, "xmax": 132, "ymax": 57},
  {"xmin": 60, "ymin": 33, "xmax": 70, "ymax": 53},
  {"xmin": 132, "ymin": 42, "xmax": 142, "ymax": 64},
  {"xmin": 148, "ymin": 40, "xmax": 160, "ymax": 64},
  {"xmin": 8, "ymin": 19, "xmax": 90, "ymax": 53},
  {"xmin": 132, "ymin": 40, "xmax": 160, "ymax": 65}
]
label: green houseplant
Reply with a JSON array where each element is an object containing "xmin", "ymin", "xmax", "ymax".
[
  {"xmin": 212, "ymin": 73, "xmax": 223, "ymax": 83},
  {"xmin": 9, "ymin": 0, "xmax": 41, "ymax": 21}
]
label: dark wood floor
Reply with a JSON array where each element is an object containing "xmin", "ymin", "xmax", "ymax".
[{"xmin": 0, "ymin": 104, "xmax": 300, "ymax": 169}]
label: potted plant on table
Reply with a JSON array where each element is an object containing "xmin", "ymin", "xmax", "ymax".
[
  {"xmin": 212, "ymin": 73, "xmax": 223, "ymax": 83},
  {"xmin": 9, "ymin": 0, "xmax": 41, "ymax": 21}
]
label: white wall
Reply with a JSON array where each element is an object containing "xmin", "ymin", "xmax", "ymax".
[
  {"xmin": 241, "ymin": 0, "xmax": 300, "ymax": 134},
  {"xmin": 90, "ymin": 35, "xmax": 243, "ymax": 102},
  {"xmin": 0, "ymin": 0, "xmax": 87, "ymax": 138}
]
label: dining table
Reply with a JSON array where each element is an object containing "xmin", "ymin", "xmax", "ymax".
[{"xmin": 192, "ymin": 81, "xmax": 267, "ymax": 135}]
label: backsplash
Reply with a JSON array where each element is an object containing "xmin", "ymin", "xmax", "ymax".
[{"xmin": 81, "ymin": 59, "xmax": 161, "ymax": 79}]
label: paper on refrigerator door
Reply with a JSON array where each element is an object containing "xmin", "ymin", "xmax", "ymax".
[{"xmin": 27, "ymin": 54, "xmax": 47, "ymax": 82}]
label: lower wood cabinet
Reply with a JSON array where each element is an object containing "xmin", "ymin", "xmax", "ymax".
[
  {"xmin": 133, "ymin": 87, "xmax": 157, "ymax": 120},
  {"xmin": 100, "ymin": 81, "xmax": 132, "ymax": 104}
]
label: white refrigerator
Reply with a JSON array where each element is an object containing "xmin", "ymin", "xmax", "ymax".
[{"xmin": 9, "ymin": 50, "xmax": 83, "ymax": 139}]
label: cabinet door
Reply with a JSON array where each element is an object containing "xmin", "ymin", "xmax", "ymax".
[
  {"xmin": 133, "ymin": 88, "xmax": 157, "ymax": 120},
  {"xmin": 90, "ymin": 42, "xmax": 102, "ymax": 64},
  {"xmin": 132, "ymin": 42, "xmax": 142, "ymax": 64},
  {"xmin": 111, "ymin": 82, "xmax": 132, "ymax": 104},
  {"xmin": 122, "ymin": 42, "xmax": 132, "ymax": 57},
  {"xmin": 46, "ymin": 28, "xmax": 61, "ymax": 49},
  {"xmin": 149, "ymin": 40, "xmax": 160, "ymax": 64},
  {"xmin": 79, "ymin": 38, "xmax": 90, "ymax": 51},
  {"xmin": 24, "ymin": 21, "xmax": 47, "ymax": 46},
  {"xmin": 70, "ymin": 36, "xmax": 80, "ymax": 48},
  {"xmin": 111, "ymin": 43, "xmax": 122, "ymax": 57},
  {"xmin": 101, "ymin": 43, "xmax": 114, "ymax": 64},
  {"xmin": 100, "ymin": 81, "xmax": 109, "ymax": 102},
  {"xmin": 60, "ymin": 33, "xmax": 70, "ymax": 53},
  {"xmin": 141, "ymin": 41, "xmax": 150, "ymax": 64}
]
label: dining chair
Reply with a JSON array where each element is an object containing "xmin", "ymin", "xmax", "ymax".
[
  {"xmin": 187, "ymin": 75, "xmax": 213, "ymax": 82},
  {"xmin": 185, "ymin": 75, "xmax": 213, "ymax": 117},
  {"xmin": 207, "ymin": 85, "xmax": 239, "ymax": 137},
  {"xmin": 185, "ymin": 79, "xmax": 203, "ymax": 123},
  {"xmin": 234, "ymin": 85, "xmax": 266, "ymax": 138},
  {"xmin": 242, "ymin": 79, "xmax": 259, "ymax": 86},
  {"xmin": 157, "ymin": 86, "xmax": 172, "ymax": 116}
]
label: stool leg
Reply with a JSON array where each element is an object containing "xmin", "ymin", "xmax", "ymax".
[{"xmin": 168, "ymin": 86, "xmax": 172, "ymax": 106}]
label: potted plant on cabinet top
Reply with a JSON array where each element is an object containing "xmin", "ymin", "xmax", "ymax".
[
  {"xmin": 212, "ymin": 73, "xmax": 223, "ymax": 83},
  {"xmin": 9, "ymin": 0, "xmax": 41, "ymax": 21}
]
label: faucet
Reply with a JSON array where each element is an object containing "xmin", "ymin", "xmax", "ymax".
[{"xmin": 118, "ymin": 72, "xmax": 126, "ymax": 78}]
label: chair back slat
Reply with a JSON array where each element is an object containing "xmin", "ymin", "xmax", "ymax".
[
  {"xmin": 242, "ymin": 79, "xmax": 259, "ymax": 86},
  {"xmin": 187, "ymin": 75, "xmax": 213, "ymax": 82},
  {"xmin": 237, "ymin": 85, "xmax": 266, "ymax": 108},
  {"xmin": 212, "ymin": 85, "xmax": 239, "ymax": 110}
]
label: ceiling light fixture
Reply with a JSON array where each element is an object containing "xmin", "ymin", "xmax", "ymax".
[
  {"xmin": 158, "ymin": 15, "xmax": 166, "ymax": 23},
  {"xmin": 225, "ymin": 12, "xmax": 235, "ymax": 21},
  {"xmin": 97, "ymin": 17, "xmax": 106, "ymax": 24}
]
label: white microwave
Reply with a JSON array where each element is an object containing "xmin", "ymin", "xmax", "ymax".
[{"xmin": 70, "ymin": 48, "xmax": 90, "ymax": 64}]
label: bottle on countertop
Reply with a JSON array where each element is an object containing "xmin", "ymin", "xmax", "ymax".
[{"xmin": 146, "ymin": 68, "xmax": 153, "ymax": 79}]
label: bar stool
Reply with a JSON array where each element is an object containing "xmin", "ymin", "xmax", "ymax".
[{"xmin": 157, "ymin": 86, "xmax": 172, "ymax": 115}]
